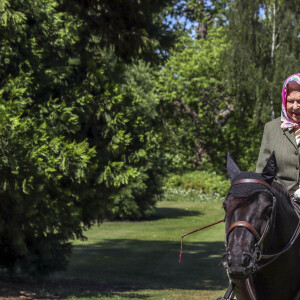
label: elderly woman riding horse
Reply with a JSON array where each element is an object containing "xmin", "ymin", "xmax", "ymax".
[{"xmin": 221, "ymin": 74, "xmax": 300, "ymax": 299}]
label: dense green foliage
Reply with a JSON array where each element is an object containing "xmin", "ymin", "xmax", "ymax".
[
  {"xmin": 60, "ymin": 0, "xmax": 175, "ymax": 62},
  {"xmin": 0, "ymin": 0, "xmax": 172, "ymax": 275},
  {"xmin": 157, "ymin": 28, "xmax": 233, "ymax": 170},
  {"xmin": 167, "ymin": 0, "xmax": 227, "ymax": 36},
  {"xmin": 165, "ymin": 171, "xmax": 230, "ymax": 197},
  {"xmin": 165, "ymin": 170, "xmax": 230, "ymax": 197}
]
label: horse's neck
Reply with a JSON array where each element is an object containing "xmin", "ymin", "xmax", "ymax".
[{"xmin": 251, "ymin": 190, "xmax": 300, "ymax": 299}]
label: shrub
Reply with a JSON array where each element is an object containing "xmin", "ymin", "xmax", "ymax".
[
  {"xmin": 164, "ymin": 171, "xmax": 231, "ymax": 197},
  {"xmin": 162, "ymin": 187, "xmax": 224, "ymax": 202}
]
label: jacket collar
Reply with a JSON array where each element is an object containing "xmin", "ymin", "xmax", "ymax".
[{"xmin": 282, "ymin": 127, "xmax": 297, "ymax": 149}]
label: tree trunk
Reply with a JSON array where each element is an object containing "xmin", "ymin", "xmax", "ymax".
[{"xmin": 270, "ymin": 1, "xmax": 277, "ymax": 120}]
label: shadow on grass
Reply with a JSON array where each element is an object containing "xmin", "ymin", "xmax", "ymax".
[
  {"xmin": 55, "ymin": 239, "xmax": 226, "ymax": 298},
  {"xmin": 67, "ymin": 239, "xmax": 227, "ymax": 290},
  {"xmin": 148, "ymin": 207, "xmax": 203, "ymax": 220},
  {"xmin": 0, "ymin": 239, "xmax": 227, "ymax": 299},
  {"xmin": 0, "ymin": 276, "xmax": 151, "ymax": 299}
]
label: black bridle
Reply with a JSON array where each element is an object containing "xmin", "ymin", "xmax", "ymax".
[{"xmin": 225, "ymin": 178, "xmax": 300, "ymax": 273}]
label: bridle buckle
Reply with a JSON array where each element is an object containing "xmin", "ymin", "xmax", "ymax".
[{"xmin": 253, "ymin": 246, "xmax": 261, "ymax": 262}]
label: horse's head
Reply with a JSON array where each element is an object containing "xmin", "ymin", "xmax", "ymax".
[{"xmin": 222, "ymin": 153, "xmax": 277, "ymax": 279}]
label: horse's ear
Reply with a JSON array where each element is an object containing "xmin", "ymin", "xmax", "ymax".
[
  {"xmin": 227, "ymin": 153, "xmax": 241, "ymax": 182},
  {"xmin": 261, "ymin": 151, "xmax": 277, "ymax": 183}
]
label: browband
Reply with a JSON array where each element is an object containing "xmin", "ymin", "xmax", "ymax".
[{"xmin": 232, "ymin": 179, "xmax": 271, "ymax": 189}]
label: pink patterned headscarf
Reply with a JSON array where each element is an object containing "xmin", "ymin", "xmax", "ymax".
[{"xmin": 281, "ymin": 73, "xmax": 300, "ymax": 130}]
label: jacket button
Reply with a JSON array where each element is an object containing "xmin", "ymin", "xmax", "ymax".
[
  {"xmin": 296, "ymin": 166, "xmax": 299, "ymax": 170},
  {"xmin": 295, "ymin": 150, "xmax": 299, "ymax": 155}
]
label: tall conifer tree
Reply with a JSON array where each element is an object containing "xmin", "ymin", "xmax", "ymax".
[{"xmin": 0, "ymin": 0, "xmax": 174, "ymax": 275}]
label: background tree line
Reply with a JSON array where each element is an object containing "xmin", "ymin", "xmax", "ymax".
[{"xmin": 0, "ymin": 0, "xmax": 299, "ymax": 275}]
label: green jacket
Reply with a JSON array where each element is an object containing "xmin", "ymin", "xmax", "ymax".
[{"xmin": 256, "ymin": 117, "xmax": 300, "ymax": 191}]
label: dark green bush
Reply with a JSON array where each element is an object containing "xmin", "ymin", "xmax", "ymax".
[{"xmin": 0, "ymin": 0, "xmax": 168, "ymax": 276}]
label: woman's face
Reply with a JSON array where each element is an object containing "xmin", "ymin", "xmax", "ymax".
[{"xmin": 286, "ymin": 90, "xmax": 300, "ymax": 122}]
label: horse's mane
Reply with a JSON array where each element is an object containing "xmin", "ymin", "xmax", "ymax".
[
  {"xmin": 271, "ymin": 178, "xmax": 290, "ymax": 203},
  {"xmin": 270, "ymin": 179, "xmax": 297, "ymax": 217}
]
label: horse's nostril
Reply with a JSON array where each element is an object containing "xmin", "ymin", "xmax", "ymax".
[
  {"xmin": 242, "ymin": 252, "xmax": 252, "ymax": 267},
  {"xmin": 222, "ymin": 252, "xmax": 231, "ymax": 268},
  {"xmin": 222, "ymin": 252, "xmax": 229, "ymax": 260},
  {"xmin": 228, "ymin": 256, "xmax": 232, "ymax": 266}
]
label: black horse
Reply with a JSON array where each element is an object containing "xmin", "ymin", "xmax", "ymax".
[{"xmin": 222, "ymin": 153, "xmax": 300, "ymax": 300}]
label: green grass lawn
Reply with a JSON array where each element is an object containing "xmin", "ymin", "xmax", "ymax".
[
  {"xmin": 0, "ymin": 198, "xmax": 228, "ymax": 299},
  {"xmin": 50, "ymin": 199, "xmax": 228, "ymax": 299}
]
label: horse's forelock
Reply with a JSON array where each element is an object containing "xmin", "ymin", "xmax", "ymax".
[{"xmin": 223, "ymin": 193, "xmax": 262, "ymax": 214}]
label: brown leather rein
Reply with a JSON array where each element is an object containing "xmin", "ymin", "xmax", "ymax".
[{"xmin": 226, "ymin": 178, "xmax": 300, "ymax": 273}]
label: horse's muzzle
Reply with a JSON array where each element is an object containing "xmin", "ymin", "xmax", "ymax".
[{"xmin": 222, "ymin": 251, "xmax": 253, "ymax": 279}]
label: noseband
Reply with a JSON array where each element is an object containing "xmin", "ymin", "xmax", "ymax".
[{"xmin": 225, "ymin": 178, "xmax": 300, "ymax": 272}]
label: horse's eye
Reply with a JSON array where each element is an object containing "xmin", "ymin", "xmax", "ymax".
[{"xmin": 262, "ymin": 206, "xmax": 272, "ymax": 218}]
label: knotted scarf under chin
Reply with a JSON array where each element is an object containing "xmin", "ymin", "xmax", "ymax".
[{"xmin": 229, "ymin": 172, "xmax": 270, "ymax": 198}]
